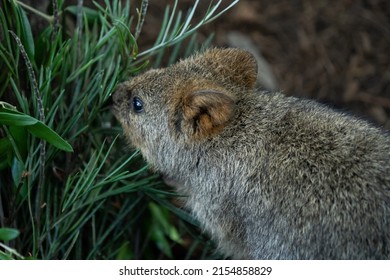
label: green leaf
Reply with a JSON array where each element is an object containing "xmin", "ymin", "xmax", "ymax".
[
  {"xmin": 17, "ymin": 4, "xmax": 35, "ymax": 60},
  {"xmin": 0, "ymin": 228, "xmax": 20, "ymax": 241},
  {"xmin": 0, "ymin": 112, "xmax": 37, "ymax": 126},
  {"xmin": 66, "ymin": 54, "xmax": 105, "ymax": 82},
  {"xmin": 9, "ymin": 126, "xmax": 28, "ymax": 159},
  {"xmin": 149, "ymin": 202, "xmax": 182, "ymax": 244},
  {"xmin": 65, "ymin": 6, "xmax": 100, "ymax": 22},
  {"xmin": 116, "ymin": 242, "xmax": 134, "ymax": 260},
  {"xmin": 0, "ymin": 159, "xmax": 9, "ymax": 170},
  {"xmin": 150, "ymin": 225, "xmax": 173, "ymax": 258},
  {"xmin": 0, "ymin": 251, "xmax": 13, "ymax": 260},
  {"xmin": 27, "ymin": 122, "xmax": 73, "ymax": 152},
  {"xmin": 0, "ymin": 138, "xmax": 11, "ymax": 170},
  {"xmin": 11, "ymin": 157, "xmax": 25, "ymax": 187},
  {"xmin": 0, "ymin": 137, "xmax": 11, "ymax": 155},
  {"xmin": 0, "ymin": 106, "xmax": 73, "ymax": 152}
]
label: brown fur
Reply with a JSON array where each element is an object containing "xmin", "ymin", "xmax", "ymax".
[{"xmin": 178, "ymin": 83, "xmax": 235, "ymax": 139}]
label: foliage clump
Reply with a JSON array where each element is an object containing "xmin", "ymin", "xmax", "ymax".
[{"xmin": 0, "ymin": 0, "xmax": 237, "ymax": 259}]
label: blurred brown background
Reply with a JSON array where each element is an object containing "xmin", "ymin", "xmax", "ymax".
[
  {"xmin": 143, "ymin": 0, "xmax": 390, "ymax": 128},
  {"xmin": 20, "ymin": 0, "xmax": 390, "ymax": 128}
]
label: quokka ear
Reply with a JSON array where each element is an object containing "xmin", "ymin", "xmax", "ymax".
[
  {"xmin": 197, "ymin": 48, "xmax": 258, "ymax": 89},
  {"xmin": 175, "ymin": 89, "xmax": 235, "ymax": 140}
]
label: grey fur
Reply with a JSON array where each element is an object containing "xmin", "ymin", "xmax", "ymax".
[{"xmin": 113, "ymin": 48, "xmax": 390, "ymax": 259}]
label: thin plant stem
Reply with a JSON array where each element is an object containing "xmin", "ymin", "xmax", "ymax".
[
  {"xmin": 10, "ymin": 31, "xmax": 46, "ymax": 253},
  {"xmin": 15, "ymin": 0, "xmax": 53, "ymax": 23},
  {"xmin": 0, "ymin": 180, "xmax": 4, "ymax": 227},
  {"xmin": 0, "ymin": 242, "xmax": 24, "ymax": 259},
  {"xmin": 51, "ymin": 0, "xmax": 60, "ymax": 40},
  {"xmin": 135, "ymin": 0, "xmax": 148, "ymax": 40},
  {"xmin": 77, "ymin": 0, "xmax": 84, "ymax": 31},
  {"xmin": 9, "ymin": 32, "xmax": 44, "ymax": 122},
  {"xmin": 76, "ymin": 0, "xmax": 84, "ymax": 62}
]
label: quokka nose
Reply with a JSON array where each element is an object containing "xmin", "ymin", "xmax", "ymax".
[{"xmin": 112, "ymin": 84, "xmax": 125, "ymax": 105}]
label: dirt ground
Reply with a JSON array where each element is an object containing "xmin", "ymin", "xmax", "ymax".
[{"xmin": 142, "ymin": 0, "xmax": 390, "ymax": 128}]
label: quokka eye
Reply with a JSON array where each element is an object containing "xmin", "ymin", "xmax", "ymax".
[{"xmin": 132, "ymin": 96, "xmax": 144, "ymax": 113}]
